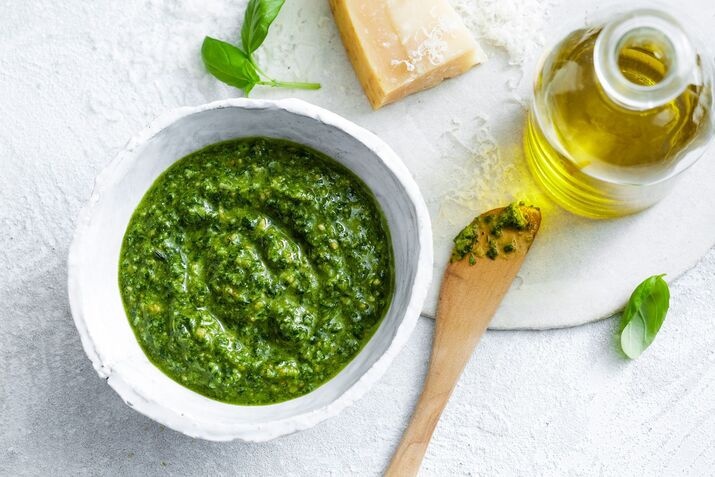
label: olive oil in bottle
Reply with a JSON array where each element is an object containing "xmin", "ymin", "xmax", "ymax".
[{"xmin": 525, "ymin": 9, "xmax": 714, "ymax": 218}]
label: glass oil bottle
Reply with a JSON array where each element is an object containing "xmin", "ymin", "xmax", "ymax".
[{"xmin": 524, "ymin": 8, "xmax": 714, "ymax": 218}]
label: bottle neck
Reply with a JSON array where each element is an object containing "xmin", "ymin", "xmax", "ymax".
[{"xmin": 593, "ymin": 9, "xmax": 696, "ymax": 110}]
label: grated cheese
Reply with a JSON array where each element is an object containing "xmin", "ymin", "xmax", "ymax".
[{"xmin": 450, "ymin": 0, "xmax": 553, "ymax": 64}]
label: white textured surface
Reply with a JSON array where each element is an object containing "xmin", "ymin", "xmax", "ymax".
[{"xmin": 1, "ymin": 0, "xmax": 715, "ymax": 474}]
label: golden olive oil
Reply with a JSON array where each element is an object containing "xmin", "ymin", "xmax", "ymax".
[{"xmin": 525, "ymin": 10, "xmax": 713, "ymax": 218}]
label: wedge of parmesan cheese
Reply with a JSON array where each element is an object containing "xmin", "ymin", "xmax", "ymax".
[{"xmin": 329, "ymin": 0, "xmax": 487, "ymax": 109}]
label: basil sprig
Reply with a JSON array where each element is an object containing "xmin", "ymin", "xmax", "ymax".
[
  {"xmin": 201, "ymin": 0, "xmax": 320, "ymax": 95},
  {"xmin": 619, "ymin": 274, "xmax": 670, "ymax": 359}
]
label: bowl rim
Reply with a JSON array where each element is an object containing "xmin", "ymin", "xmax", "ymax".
[{"xmin": 67, "ymin": 97, "xmax": 433, "ymax": 441}]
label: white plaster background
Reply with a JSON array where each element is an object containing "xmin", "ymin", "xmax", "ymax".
[{"xmin": 1, "ymin": 0, "xmax": 714, "ymax": 475}]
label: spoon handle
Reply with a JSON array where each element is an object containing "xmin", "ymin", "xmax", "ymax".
[
  {"xmin": 385, "ymin": 264, "xmax": 499, "ymax": 476},
  {"xmin": 386, "ymin": 205, "xmax": 540, "ymax": 476}
]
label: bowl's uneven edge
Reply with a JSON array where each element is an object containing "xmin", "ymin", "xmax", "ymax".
[{"xmin": 67, "ymin": 98, "xmax": 434, "ymax": 442}]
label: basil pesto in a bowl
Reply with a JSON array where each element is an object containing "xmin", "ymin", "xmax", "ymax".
[
  {"xmin": 68, "ymin": 98, "xmax": 432, "ymax": 441},
  {"xmin": 119, "ymin": 137, "xmax": 394, "ymax": 405}
]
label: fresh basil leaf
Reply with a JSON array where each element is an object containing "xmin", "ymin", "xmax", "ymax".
[
  {"xmin": 619, "ymin": 274, "xmax": 670, "ymax": 359},
  {"xmin": 201, "ymin": 36, "xmax": 260, "ymax": 92},
  {"xmin": 201, "ymin": 2, "xmax": 319, "ymax": 94},
  {"xmin": 241, "ymin": 0, "xmax": 285, "ymax": 55}
]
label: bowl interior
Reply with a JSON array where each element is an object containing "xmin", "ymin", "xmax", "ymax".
[{"xmin": 71, "ymin": 102, "xmax": 426, "ymax": 439}]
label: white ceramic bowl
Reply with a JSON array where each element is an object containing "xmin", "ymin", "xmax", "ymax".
[{"xmin": 68, "ymin": 98, "xmax": 433, "ymax": 442}]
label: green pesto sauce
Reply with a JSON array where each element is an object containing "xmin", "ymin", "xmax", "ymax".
[
  {"xmin": 451, "ymin": 202, "xmax": 529, "ymax": 263},
  {"xmin": 119, "ymin": 138, "xmax": 394, "ymax": 405}
]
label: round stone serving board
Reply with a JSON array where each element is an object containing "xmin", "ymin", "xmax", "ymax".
[{"xmin": 248, "ymin": 0, "xmax": 715, "ymax": 329}]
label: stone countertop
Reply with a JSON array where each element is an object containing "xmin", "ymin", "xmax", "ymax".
[{"xmin": 1, "ymin": 0, "xmax": 714, "ymax": 475}]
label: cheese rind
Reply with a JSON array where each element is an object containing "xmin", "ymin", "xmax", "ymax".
[{"xmin": 329, "ymin": 0, "xmax": 486, "ymax": 109}]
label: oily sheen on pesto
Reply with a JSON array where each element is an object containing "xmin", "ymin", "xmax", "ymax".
[{"xmin": 118, "ymin": 137, "xmax": 394, "ymax": 405}]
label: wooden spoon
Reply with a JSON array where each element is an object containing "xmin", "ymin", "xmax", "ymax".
[{"xmin": 385, "ymin": 204, "xmax": 542, "ymax": 476}]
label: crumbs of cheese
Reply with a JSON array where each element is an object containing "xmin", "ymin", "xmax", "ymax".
[{"xmin": 329, "ymin": 0, "xmax": 486, "ymax": 109}]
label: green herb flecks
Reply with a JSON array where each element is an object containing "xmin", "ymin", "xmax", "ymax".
[
  {"xmin": 491, "ymin": 201, "xmax": 528, "ymax": 237},
  {"xmin": 451, "ymin": 202, "xmax": 533, "ymax": 263},
  {"xmin": 201, "ymin": 0, "xmax": 320, "ymax": 96},
  {"xmin": 452, "ymin": 221, "xmax": 478, "ymax": 263},
  {"xmin": 619, "ymin": 274, "xmax": 670, "ymax": 359},
  {"xmin": 486, "ymin": 240, "xmax": 498, "ymax": 260}
]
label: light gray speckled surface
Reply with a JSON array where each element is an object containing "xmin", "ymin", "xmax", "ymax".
[{"xmin": 1, "ymin": 0, "xmax": 714, "ymax": 475}]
